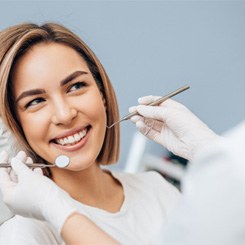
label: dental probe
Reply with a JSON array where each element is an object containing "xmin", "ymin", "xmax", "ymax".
[
  {"xmin": 107, "ymin": 84, "xmax": 190, "ymax": 129},
  {"xmin": 0, "ymin": 154, "xmax": 70, "ymax": 169},
  {"xmin": 0, "ymin": 163, "xmax": 55, "ymax": 168}
]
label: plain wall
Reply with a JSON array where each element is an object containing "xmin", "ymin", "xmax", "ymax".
[{"xmin": 0, "ymin": 1, "xmax": 245, "ymax": 169}]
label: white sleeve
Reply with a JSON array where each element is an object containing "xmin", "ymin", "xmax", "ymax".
[
  {"xmin": 0, "ymin": 118, "xmax": 10, "ymax": 150},
  {"xmin": 0, "ymin": 216, "xmax": 62, "ymax": 245},
  {"xmin": 0, "ymin": 118, "xmax": 21, "ymax": 157},
  {"xmin": 0, "ymin": 118, "xmax": 21, "ymax": 225},
  {"xmin": 154, "ymin": 122, "xmax": 245, "ymax": 245}
]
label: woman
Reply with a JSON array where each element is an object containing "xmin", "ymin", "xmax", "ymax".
[{"xmin": 0, "ymin": 22, "xmax": 180, "ymax": 244}]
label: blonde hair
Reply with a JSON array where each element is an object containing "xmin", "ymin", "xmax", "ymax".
[{"xmin": 0, "ymin": 22, "xmax": 120, "ymax": 166}]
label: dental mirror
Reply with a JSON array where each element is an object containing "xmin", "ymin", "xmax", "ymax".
[
  {"xmin": 0, "ymin": 154, "xmax": 70, "ymax": 169},
  {"xmin": 55, "ymin": 155, "xmax": 70, "ymax": 168}
]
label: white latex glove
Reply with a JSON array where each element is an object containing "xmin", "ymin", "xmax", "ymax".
[
  {"xmin": 0, "ymin": 151, "xmax": 77, "ymax": 234},
  {"xmin": 0, "ymin": 117, "xmax": 21, "ymax": 157},
  {"xmin": 129, "ymin": 96, "xmax": 220, "ymax": 161}
]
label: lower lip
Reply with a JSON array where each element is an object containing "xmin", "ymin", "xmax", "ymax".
[{"xmin": 52, "ymin": 128, "xmax": 90, "ymax": 152}]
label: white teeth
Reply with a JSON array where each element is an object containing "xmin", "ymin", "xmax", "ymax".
[
  {"xmin": 80, "ymin": 130, "xmax": 86, "ymax": 138},
  {"xmin": 56, "ymin": 129, "xmax": 87, "ymax": 146},
  {"xmin": 74, "ymin": 133, "xmax": 80, "ymax": 141},
  {"xmin": 60, "ymin": 139, "xmax": 65, "ymax": 145},
  {"xmin": 68, "ymin": 136, "xmax": 75, "ymax": 144}
]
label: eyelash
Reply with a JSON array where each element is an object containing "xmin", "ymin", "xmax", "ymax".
[
  {"xmin": 25, "ymin": 97, "xmax": 45, "ymax": 109},
  {"xmin": 67, "ymin": 81, "xmax": 87, "ymax": 92},
  {"xmin": 24, "ymin": 81, "xmax": 87, "ymax": 109}
]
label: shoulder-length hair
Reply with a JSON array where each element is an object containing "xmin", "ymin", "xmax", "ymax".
[{"xmin": 0, "ymin": 22, "xmax": 120, "ymax": 166}]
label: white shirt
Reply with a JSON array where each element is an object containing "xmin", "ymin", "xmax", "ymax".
[{"xmin": 0, "ymin": 171, "xmax": 180, "ymax": 245}]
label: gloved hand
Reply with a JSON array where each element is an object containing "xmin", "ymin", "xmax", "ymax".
[
  {"xmin": 129, "ymin": 96, "xmax": 220, "ymax": 161},
  {"xmin": 0, "ymin": 151, "xmax": 77, "ymax": 234}
]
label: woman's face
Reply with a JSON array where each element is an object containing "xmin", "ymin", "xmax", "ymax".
[{"xmin": 12, "ymin": 43, "xmax": 107, "ymax": 170}]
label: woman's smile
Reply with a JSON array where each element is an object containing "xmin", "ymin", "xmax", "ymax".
[{"xmin": 51, "ymin": 125, "xmax": 91, "ymax": 152}]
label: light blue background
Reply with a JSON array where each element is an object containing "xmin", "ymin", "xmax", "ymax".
[{"xmin": 1, "ymin": 1, "xmax": 245, "ymax": 169}]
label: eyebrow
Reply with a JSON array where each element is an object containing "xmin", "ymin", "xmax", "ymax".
[
  {"xmin": 15, "ymin": 70, "xmax": 88, "ymax": 103},
  {"xmin": 60, "ymin": 70, "xmax": 88, "ymax": 86}
]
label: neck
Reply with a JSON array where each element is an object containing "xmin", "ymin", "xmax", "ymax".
[{"xmin": 50, "ymin": 163, "xmax": 123, "ymax": 212}]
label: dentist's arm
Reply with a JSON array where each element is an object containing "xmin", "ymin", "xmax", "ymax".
[
  {"xmin": 130, "ymin": 97, "xmax": 221, "ymax": 161},
  {"xmin": 0, "ymin": 151, "xmax": 118, "ymax": 245},
  {"xmin": 154, "ymin": 122, "xmax": 245, "ymax": 244}
]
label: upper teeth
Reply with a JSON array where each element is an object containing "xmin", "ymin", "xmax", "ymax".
[{"xmin": 56, "ymin": 129, "xmax": 87, "ymax": 145}]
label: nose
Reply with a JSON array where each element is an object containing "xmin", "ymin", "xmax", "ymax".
[{"xmin": 51, "ymin": 99, "xmax": 77, "ymax": 125}]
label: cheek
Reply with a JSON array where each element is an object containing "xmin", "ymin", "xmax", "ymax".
[
  {"xmin": 91, "ymin": 99, "xmax": 106, "ymax": 122},
  {"xmin": 90, "ymin": 107, "xmax": 107, "ymax": 148},
  {"xmin": 83, "ymin": 95, "xmax": 107, "ymax": 144},
  {"xmin": 18, "ymin": 112, "xmax": 48, "ymax": 147},
  {"xmin": 80, "ymin": 91, "xmax": 107, "ymax": 124}
]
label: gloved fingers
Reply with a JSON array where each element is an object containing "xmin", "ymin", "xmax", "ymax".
[
  {"xmin": 9, "ymin": 152, "xmax": 31, "ymax": 182},
  {"xmin": 11, "ymin": 157, "xmax": 30, "ymax": 176},
  {"xmin": 15, "ymin": 151, "xmax": 28, "ymax": 163},
  {"xmin": 136, "ymin": 120, "xmax": 150, "ymax": 136},
  {"xmin": 33, "ymin": 168, "xmax": 43, "ymax": 175},
  {"xmin": 26, "ymin": 157, "xmax": 43, "ymax": 175},
  {"xmin": 143, "ymin": 118, "xmax": 155, "ymax": 128},
  {"xmin": 128, "ymin": 106, "xmax": 144, "ymax": 124},
  {"xmin": 138, "ymin": 95, "xmax": 161, "ymax": 105},
  {"xmin": 146, "ymin": 119, "xmax": 164, "ymax": 133},
  {"xmin": 129, "ymin": 105, "xmax": 164, "ymax": 133},
  {"xmin": 136, "ymin": 105, "xmax": 167, "ymax": 122},
  {"xmin": 9, "ymin": 168, "xmax": 18, "ymax": 183},
  {"xmin": 130, "ymin": 115, "xmax": 143, "ymax": 123},
  {"xmin": 129, "ymin": 96, "xmax": 161, "ymax": 113},
  {"xmin": 131, "ymin": 113, "xmax": 163, "ymax": 134},
  {"xmin": 136, "ymin": 121, "xmax": 160, "ymax": 141},
  {"xmin": 26, "ymin": 156, "xmax": 33, "ymax": 164},
  {"xmin": 128, "ymin": 106, "xmax": 137, "ymax": 113}
]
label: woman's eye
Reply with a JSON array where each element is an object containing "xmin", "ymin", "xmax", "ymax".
[
  {"xmin": 68, "ymin": 82, "xmax": 86, "ymax": 92},
  {"xmin": 25, "ymin": 98, "xmax": 45, "ymax": 108}
]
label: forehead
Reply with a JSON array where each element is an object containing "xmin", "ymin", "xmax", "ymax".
[{"xmin": 12, "ymin": 42, "xmax": 90, "ymax": 85}]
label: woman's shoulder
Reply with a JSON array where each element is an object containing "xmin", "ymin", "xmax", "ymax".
[
  {"xmin": 112, "ymin": 170, "xmax": 181, "ymax": 215},
  {"xmin": 115, "ymin": 170, "xmax": 180, "ymax": 194},
  {"xmin": 0, "ymin": 215, "xmax": 62, "ymax": 245},
  {"xmin": 113, "ymin": 170, "xmax": 170, "ymax": 186}
]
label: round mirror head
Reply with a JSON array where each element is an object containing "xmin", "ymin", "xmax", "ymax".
[{"xmin": 55, "ymin": 155, "xmax": 70, "ymax": 168}]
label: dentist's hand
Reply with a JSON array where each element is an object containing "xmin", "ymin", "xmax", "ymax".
[
  {"xmin": 130, "ymin": 96, "xmax": 220, "ymax": 161},
  {"xmin": 0, "ymin": 151, "xmax": 77, "ymax": 234}
]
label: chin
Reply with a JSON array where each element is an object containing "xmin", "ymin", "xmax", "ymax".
[{"xmin": 64, "ymin": 156, "xmax": 96, "ymax": 171}]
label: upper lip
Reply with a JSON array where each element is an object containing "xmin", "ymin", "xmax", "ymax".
[{"xmin": 50, "ymin": 125, "xmax": 90, "ymax": 142}]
